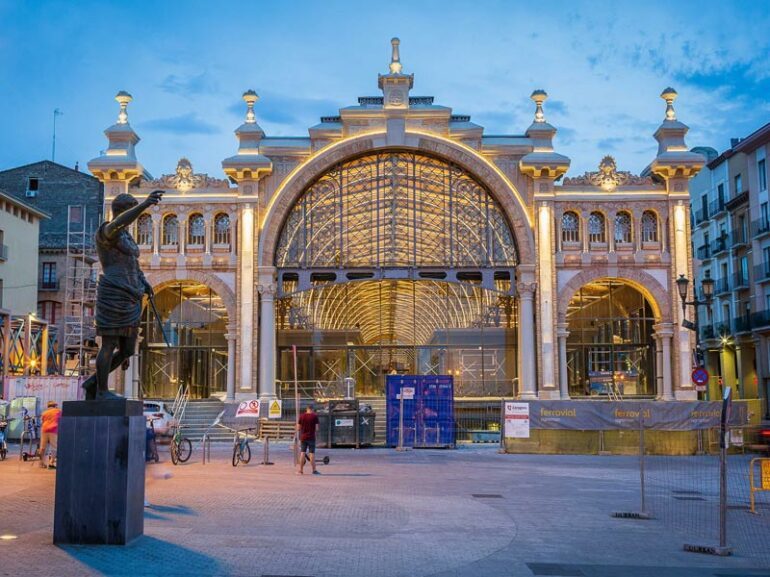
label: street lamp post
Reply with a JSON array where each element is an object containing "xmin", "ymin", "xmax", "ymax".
[{"xmin": 676, "ymin": 272, "xmax": 714, "ymax": 395}]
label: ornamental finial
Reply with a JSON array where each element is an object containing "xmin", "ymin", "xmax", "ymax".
[
  {"xmin": 661, "ymin": 87, "xmax": 678, "ymax": 121},
  {"xmin": 389, "ymin": 37, "xmax": 402, "ymax": 74},
  {"xmin": 115, "ymin": 91, "xmax": 132, "ymax": 125},
  {"xmin": 531, "ymin": 89, "xmax": 548, "ymax": 123},
  {"xmin": 242, "ymin": 89, "xmax": 259, "ymax": 124}
]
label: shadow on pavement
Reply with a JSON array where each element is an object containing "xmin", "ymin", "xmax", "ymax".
[{"xmin": 59, "ymin": 536, "xmax": 222, "ymax": 576}]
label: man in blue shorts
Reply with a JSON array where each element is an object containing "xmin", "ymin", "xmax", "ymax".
[{"xmin": 297, "ymin": 404, "xmax": 320, "ymax": 475}]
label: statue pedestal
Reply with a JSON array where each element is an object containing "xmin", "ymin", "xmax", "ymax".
[{"xmin": 53, "ymin": 399, "xmax": 145, "ymax": 545}]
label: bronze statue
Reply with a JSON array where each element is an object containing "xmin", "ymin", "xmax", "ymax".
[{"xmin": 82, "ymin": 190, "xmax": 163, "ymax": 400}]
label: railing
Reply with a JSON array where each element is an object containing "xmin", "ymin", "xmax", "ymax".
[
  {"xmin": 733, "ymin": 272, "xmax": 750, "ymax": 290},
  {"xmin": 733, "ymin": 315, "xmax": 753, "ymax": 334},
  {"xmin": 754, "ymin": 264, "xmax": 770, "ymax": 283},
  {"xmin": 751, "ymin": 311, "xmax": 770, "ymax": 330},
  {"xmin": 752, "ymin": 218, "xmax": 770, "ymax": 238},
  {"xmin": 700, "ymin": 325, "xmax": 716, "ymax": 340},
  {"xmin": 715, "ymin": 277, "xmax": 731, "ymax": 295},
  {"xmin": 694, "ymin": 208, "xmax": 710, "ymax": 225},
  {"xmin": 39, "ymin": 280, "xmax": 59, "ymax": 291},
  {"xmin": 709, "ymin": 199, "xmax": 727, "ymax": 218},
  {"xmin": 696, "ymin": 245, "xmax": 711, "ymax": 260},
  {"xmin": 711, "ymin": 236, "xmax": 730, "ymax": 255},
  {"xmin": 730, "ymin": 229, "xmax": 747, "ymax": 247}
]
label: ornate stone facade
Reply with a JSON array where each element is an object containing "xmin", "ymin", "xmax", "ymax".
[{"xmin": 88, "ymin": 41, "xmax": 704, "ymax": 402}]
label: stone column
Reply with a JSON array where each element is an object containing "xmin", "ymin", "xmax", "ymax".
[
  {"xmin": 177, "ymin": 213, "xmax": 187, "ymax": 268},
  {"xmin": 238, "ymin": 204, "xmax": 255, "ymax": 394},
  {"xmin": 655, "ymin": 335, "xmax": 663, "ymax": 399},
  {"xmin": 151, "ymin": 213, "xmax": 160, "ymax": 267},
  {"xmin": 203, "ymin": 212, "xmax": 212, "ymax": 267},
  {"xmin": 225, "ymin": 323, "xmax": 236, "ymax": 401},
  {"xmin": 258, "ymin": 268, "xmax": 277, "ymax": 401},
  {"xmin": 537, "ymin": 203, "xmax": 557, "ymax": 396},
  {"xmin": 673, "ymin": 201, "xmax": 694, "ymax": 398},
  {"xmin": 556, "ymin": 322, "xmax": 570, "ymax": 399},
  {"xmin": 654, "ymin": 323, "xmax": 675, "ymax": 401},
  {"xmin": 517, "ymin": 280, "xmax": 537, "ymax": 399}
]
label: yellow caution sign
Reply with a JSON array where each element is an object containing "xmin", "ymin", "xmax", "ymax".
[
  {"xmin": 750, "ymin": 458, "xmax": 770, "ymax": 514},
  {"xmin": 763, "ymin": 460, "xmax": 770, "ymax": 490},
  {"xmin": 268, "ymin": 399, "xmax": 282, "ymax": 419}
]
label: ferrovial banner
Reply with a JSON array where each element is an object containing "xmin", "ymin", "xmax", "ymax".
[{"xmin": 505, "ymin": 401, "xmax": 748, "ymax": 431}]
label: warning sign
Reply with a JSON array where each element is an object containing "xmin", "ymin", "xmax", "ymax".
[
  {"xmin": 504, "ymin": 402, "xmax": 530, "ymax": 439},
  {"xmin": 762, "ymin": 460, "xmax": 770, "ymax": 490},
  {"xmin": 235, "ymin": 399, "xmax": 260, "ymax": 418},
  {"xmin": 268, "ymin": 399, "xmax": 282, "ymax": 419}
]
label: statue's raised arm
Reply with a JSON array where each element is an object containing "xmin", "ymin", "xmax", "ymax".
[{"xmin": 82, "ymin": 190, "xmax": 164, "ymax": 400}]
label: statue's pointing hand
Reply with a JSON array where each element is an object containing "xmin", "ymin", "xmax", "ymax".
[{"xmin": 147, "ymin": 190, "xmax": 164, "ymax": 205}]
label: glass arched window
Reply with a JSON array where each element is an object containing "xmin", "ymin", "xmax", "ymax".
[
  {"xmin": 588, "ymin": 212, "xmax": 606, "ymax": 244},
  {"xmin": 641, "ymin": 211, "xmax": 658, "ymax": 243},
  {"xmin": 561, "ymin": 211, "xmax": 580, "ymax": 244},
  {"xmin": 136, "ymin": 214, "xmax": 153, "ymax": 246},
  {"xmin": 188, "ymin": 213, "xmax": 205, "ymax": 245},
  {"xmin": 614, "ymin": 212, "xmax": 632, "ymax": 244},
  {"xmin": 214, "ymin": 213, "xmax": 231, "ymax": 246},
  {"xmin": 162, "ymin": 214, "xmax": 179, "ymax": 246}
]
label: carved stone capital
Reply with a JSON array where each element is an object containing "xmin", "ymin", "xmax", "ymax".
[{"xmin": 516, "ymin": 281, "xmax": 537, "ymax": 298}]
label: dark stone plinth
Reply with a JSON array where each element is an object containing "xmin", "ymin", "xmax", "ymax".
[{"xmin": 53, "ymin": 399, "xmax": 145, "ymax": 545}]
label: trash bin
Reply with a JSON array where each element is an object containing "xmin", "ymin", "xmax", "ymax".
[{"xmin": 324, "ymin": 400, "xmax": 376, "ymax": 447}]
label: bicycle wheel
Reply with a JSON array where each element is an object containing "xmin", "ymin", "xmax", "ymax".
[
  {"xmin": 240, "ymin": 442, "xmax": 251, "ymax": 464},
  {"xmin": 232, "ymin": 443, "xmax": 240, "ymax": 467},
  {"xmin": 170, "ymin": 441, "xmax": 179, "ymax": 465},
  {"xmin": 0, "ymin": 445, "xmax": 6, "ymax": 461},
  {"xmin": 177, "ymin": 438, "xmax": 192, "ymax": 463}
]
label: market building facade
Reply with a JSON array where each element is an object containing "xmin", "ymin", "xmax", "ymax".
[{"xmin": 88, "ymin": 40, "xmax": 706, "ymax": 405}]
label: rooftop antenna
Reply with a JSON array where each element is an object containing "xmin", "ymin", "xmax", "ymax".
[{"xmin": 52, "ymin": 108, "xmax": 63, "ymax": 162}]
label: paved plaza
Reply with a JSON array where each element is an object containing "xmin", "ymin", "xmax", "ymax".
[{"xmin": 1, "ymin": 444, "xmax": 770, "ymax": 577}]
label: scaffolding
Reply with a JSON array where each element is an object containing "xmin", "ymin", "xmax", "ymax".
[{"xmin": 62, "ymin": 205, "xmax": 98, "ymax": 376}]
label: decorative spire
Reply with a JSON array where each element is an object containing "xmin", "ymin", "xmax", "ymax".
[
  {"xmin": 389, "ymin": 37, "xmax": 402, "ymax": 74},
  {"xmin": 531, "ymin": 89, "xmax": 548, "ymax": 123},
  {"xmin": 115, "ymin": 91, "xmax": 132, "ymax": 124},
  {"xmin": 243, "ymin": 89, "xmax": 259, "ymax": 124},
  {"xmin": 661, "ymin": 87, "xmax": 677, "ymax": 121}
]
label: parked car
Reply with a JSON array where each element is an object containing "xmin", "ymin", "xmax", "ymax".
[{"xmin": 143, "ymin": 401, "xmax": 175, "ymax": 437}]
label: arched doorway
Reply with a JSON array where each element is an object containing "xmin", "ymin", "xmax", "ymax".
[
  {"xmin": 273, "ymin": 150, "xmax": 520, "ymax": 397},
  {"xmin": 565, "ymin": 280, "xmax": 657, "ymax": 397},
  {"xmin": 140, "ymin": 281, "xmax": 229, "ymax": 398}
]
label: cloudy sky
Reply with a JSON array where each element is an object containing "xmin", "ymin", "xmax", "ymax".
[{"xmin": 1, "ymin": 0, "xmax": 768, "ymax": 178}]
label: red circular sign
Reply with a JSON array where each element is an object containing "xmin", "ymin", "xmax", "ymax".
[{"xmin": 691, "ymin": 367, "xmax": 709, "ymax": 385}]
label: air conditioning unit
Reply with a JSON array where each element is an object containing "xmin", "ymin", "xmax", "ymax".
[{"xmin": 25, "ymin": 190, "xmax": 37, "ymax": 198}]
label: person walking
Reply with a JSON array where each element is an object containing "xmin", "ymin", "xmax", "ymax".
[
  {"xmin": 297, "ymin": 404, "xmax": 320, "ymax": 475},
  {"xmin": 39, "ymin": 401, "xmax": 61, "ymax": 469}
]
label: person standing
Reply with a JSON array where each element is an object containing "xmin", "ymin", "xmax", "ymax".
[
  {"xmin": 39, "ymin": 401, "xmax": 61, "ymax": 469},
  {"xmin": 297, "ymin": 404, "xmax": 320, "ymax": 475}
]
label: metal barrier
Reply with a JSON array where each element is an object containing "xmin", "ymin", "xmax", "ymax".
[{"xmin": 749, "ymin": 457, "xmax": 770, "ymax": 514}]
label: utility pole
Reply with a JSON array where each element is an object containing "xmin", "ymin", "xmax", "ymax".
[{"xmin": 52, "ymin": 108, "xmax": 63, "ymax": 162}]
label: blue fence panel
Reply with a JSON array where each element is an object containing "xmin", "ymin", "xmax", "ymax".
[{"xmin": 386, "ymin": 375, "xmax": 454, "ymax": 447}]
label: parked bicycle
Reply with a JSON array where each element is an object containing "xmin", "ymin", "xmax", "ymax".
[
  {"xmin": 169, "ymin": 422, "xmax": 192, "ymax": 465},
  {"xmin": 232, "ymin": 427, "xmax": 256, "ymax": 467}
]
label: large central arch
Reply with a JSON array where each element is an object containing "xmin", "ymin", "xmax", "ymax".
[
  {"xmin": 258, "ymin": 131, "xmax": 535, "ymax": 268},
  {"xmin": 257, "ymin": 132, "xmax": 535, "ymax": 399}
]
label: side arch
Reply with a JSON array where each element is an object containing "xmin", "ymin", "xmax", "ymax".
[
  {"xmin": 144, "ymin": 269, "xmax": 237, "ymax": 322},
  {"xmin": 258, "ymin": 131, "xmax": 536, "ymax": 268},
  {"xmin": 557, "ymin": 268, "xmax": 671, "ymax": 324}
]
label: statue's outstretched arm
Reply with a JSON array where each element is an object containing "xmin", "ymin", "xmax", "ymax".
[{"xmin": 104, "ymin": 190, "xmax": 164, "ymax": 239}]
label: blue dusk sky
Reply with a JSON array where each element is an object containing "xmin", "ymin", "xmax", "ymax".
[{"xmin": 1, "ymin": 0, "xmax": 768, "ymax": 178}]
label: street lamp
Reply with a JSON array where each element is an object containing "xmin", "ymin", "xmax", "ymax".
[{"xmin": 676, "ymin": 272, "xmax": 714, "ymax": 368}]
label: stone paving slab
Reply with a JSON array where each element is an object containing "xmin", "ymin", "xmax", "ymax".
[{"xmin": 0, "ymin": 444, "xmax": 769, "ymax": 577}]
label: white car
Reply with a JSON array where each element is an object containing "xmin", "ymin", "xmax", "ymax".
[{"xmin": 143, "ymin": 400, "xmax": 175, "ymax": 437}]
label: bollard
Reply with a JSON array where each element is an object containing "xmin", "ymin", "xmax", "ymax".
[
  {"xmin": 262, "ymin": 436, "xmax": 274, "ymax": 465},
  {"xmin": 396, "ymin": 392, "xmax": 406, "ymax": 452}
]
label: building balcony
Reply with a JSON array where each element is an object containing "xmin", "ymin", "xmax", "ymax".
[
  {"xmin": 730, "ymin": 229, "xmax": 747, "ymax": 249},
  {"xmin": 700, "ymin": 324, "xmax": 717, "ymax": 341},
  {"xmin": 711, "ymin": 236, "xmax": 730, "ymax": 256},
  {"xmin": 751, "ymin": 310, "xmax": 770, "ymax": 331},
  {"xmin": 752, "ymin": 218, "xmax": 770, "ymax": 239},
  {"xmin": 734, "ymin": 315, "xmax": 753, "ymax": 334},
  {"xmin": 754, "ymin": 264, "xmax": 770, "ymax": 284},
  {"xmin": 715, "ymin": 277, "xmax": 731, "ymax": 295},
  {"xmin": 696, "ymin": 244, "xmax": 711, "ymax": 260},
  {"xmin": 694, "ymin": 208, "xmax": 710, "ymax": 227},
  {"xmin": 709, "ymin": 199, "xmax": 727, "ymax": 219},
  {"xmin": 733, "ymin": 272, "xmax": 750, "ymax": 290},
  {"xmin": 39, "ymin": 280, "xmax": 60, "ymax": 291}
]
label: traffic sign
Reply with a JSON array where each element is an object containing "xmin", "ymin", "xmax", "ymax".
[
  {"xmin": 268, "ymin": 400, "xmax": 282, "ymax": 419},
  {"xmin": 692, "ymin": 367, "xmax": 709, "ymax": 392}
]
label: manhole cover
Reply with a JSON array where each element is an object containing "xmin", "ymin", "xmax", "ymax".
[{"xmin": 472, "ymin": 493, "xmax": 503, "ymax": 499}]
